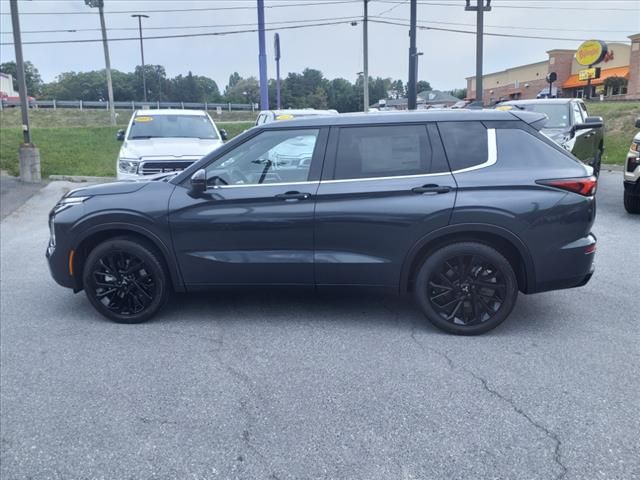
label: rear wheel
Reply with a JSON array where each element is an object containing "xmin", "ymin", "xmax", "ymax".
[
  {"xmin": 624, "ymin": 189, "xmax": 640, "ymax": 214},
  {"xmin": 414, "ymin": 242, "xmax": 518, "ymax": 335},
  {"xmin": 82, "ymin": 238, "xmax": 168, "ymax": 323}
]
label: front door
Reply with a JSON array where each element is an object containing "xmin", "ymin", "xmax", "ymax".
[
  {"xmin": 314, "ymin": 123, "xmax": 457, "ymax": 288},
  {"xmin": 169, "ymin": 127, "xmax": 327, "ymax": 286}
]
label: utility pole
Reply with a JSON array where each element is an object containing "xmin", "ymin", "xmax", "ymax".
[
  {"xmin": 257, "ymin": 0, "xmax": 269, "ymax": 110},
  {"xmin": 86, "ymin": 0, "xmax": 115, "ymax": 125},
  {"xmin": 131, "ymin": 14, "xmax": 149, "ymax": 102},
  {"xmin": 465, "ymin": 0, "xmax": 491, "ymax": 106},
  {"xmin": 363, "ymin": 0, "xmax": 369, "ymax": 112},
  {"xmin": 274, "ymin": 33, "xmax": 281, "ymax": 109},
  {"xmin": 10, "ymin": 0, "xmax": 40, "ymax": 182},
  {"xmin": 407, "ymin": 0, "xmax": 417, "ymax": 110}
]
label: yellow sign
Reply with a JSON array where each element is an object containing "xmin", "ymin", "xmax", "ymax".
[
  {"xmin": 275, "ymin": 114, "xmax": 294, "ymax": 121},
  {"xmin": 578, "ymin": 68, "xmax": 601, "ymax": 81},
  {"xmin": 134, "ymin": 116, "xmax": 153, "ymax": 122},
  {"xmin": 575, "ymin": 40, "xmax": 608, "ymax": 66}
]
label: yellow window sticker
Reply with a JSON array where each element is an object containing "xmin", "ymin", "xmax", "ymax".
[
  {"xmin": 135, "ymin": 116, "xmax": 154, "ymax": 122},
  {"xmin": 275, "ymin": 114, "xmax": 294, "ymax": 121}
]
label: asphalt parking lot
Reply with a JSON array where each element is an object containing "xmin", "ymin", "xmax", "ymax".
[{"xmin": 1, "ymin": 170, "xmax": 638, "ymax": 480}]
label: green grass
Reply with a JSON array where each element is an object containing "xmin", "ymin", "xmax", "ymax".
[
  {"xmin": 586, "ymin": 101, "xmax": 639, "ymax": 165},
  {"xmin": 0, "ymin": 122, "xmax": 254, "ymax": 177},
  {"xmin": 0, "ymin": 108, "xmax": 257, "ymax": 129}
]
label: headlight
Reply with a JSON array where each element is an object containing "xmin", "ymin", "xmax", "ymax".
[
  {"xmin": 53, "ymin": 195, "xmax": 90, "ymax": 214},
  {"xmin": 631, "ymin": 142, "xmax": 639, "ymax": 153},
  {"xmin": 118, "ymin": 158, "xmax": 139, "ymax": 174}
]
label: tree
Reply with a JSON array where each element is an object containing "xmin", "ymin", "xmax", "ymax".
[
  {"xmin": 224, "ymin": 77, "xmax": 260, "ymax": 104},
  {"xmin": 326, "ymin": 78, "xmax": 358, "ymax": 113},
  {"xmin": 390, "ymin": 79, "xmax": 405, "ymax": 99},
  {"xmin": 416, "ymin": 80, "xmax": 432, "ymax": 94},
  {"xmin": 134, "ymin": 64, "xmax": 167, "ymax": 101},
  {"xmin": 0, "ymin": 60, "xmax": 43, "ymax": 96},
  {"xmin": 449, "ymin": 88, "xmax": 467, "ymax": 99}
]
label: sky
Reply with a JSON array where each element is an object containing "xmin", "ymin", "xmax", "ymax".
[{"xmin": 0, "ymin": 0, "xmax": 638, "ymax": 93}]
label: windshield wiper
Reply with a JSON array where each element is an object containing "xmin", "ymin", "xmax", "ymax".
[{"xmin": 129, "ymin": 135, "xmax": 158, "ymax": 139}]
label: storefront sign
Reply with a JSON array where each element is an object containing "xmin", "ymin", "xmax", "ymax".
[
  {"xmin": 578, "ymin": 67, "xmax": 601, "ymax": 81},
  {"xmin": 575, "ymin": 40, "xmax": 608, "ymax": 66}
]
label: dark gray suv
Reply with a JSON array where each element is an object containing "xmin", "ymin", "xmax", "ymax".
[{"xmin": 46, "ymin": 110, "xmax": 597, "ymax": 335}]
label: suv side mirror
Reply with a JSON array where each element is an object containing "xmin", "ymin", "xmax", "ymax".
[
  {"xmin": 219, "ymin": 129, "xmax": 228, "ymax": 141},
  {"xmin": 190, "ymin": 169, "xmax": 207, "ymax": 193},
  {"xmin": 116, "ymin": 129, "xmax": 125, "ymax": 141},
  {"xmin": 635, "ymin": 118, "xmax": 640, "ymax": 129}
]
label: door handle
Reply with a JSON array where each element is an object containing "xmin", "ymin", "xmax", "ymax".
[
  {"xmin": 412, "ymin": 184, "xmax": 452, "ymax": 194},
  {"xmin": 274, "ymin": 191, "xmax": 311, "ymax": 201}
]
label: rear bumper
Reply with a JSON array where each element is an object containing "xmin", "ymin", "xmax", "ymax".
[{"xmin": 528, "ymin": 233, "xmax": 596, "ymax": 294}]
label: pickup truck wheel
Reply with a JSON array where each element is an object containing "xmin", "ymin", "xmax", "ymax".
[
  {"xmin": 624, "ymin": 190, "xmax": 640, "ymax": 214},
  {"xmin": 592, "ymin": 149, "xmax": 602, "ymax": 178},
  {"xmin": 414, "ymin": 242, "xmax": 518, "ymax": 335}
]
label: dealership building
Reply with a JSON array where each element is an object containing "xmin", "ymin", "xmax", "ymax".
[{"xmin": 466, "ymin": 34, "xmax": 640, "ymax": 104}]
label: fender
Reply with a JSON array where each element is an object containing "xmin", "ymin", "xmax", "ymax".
[
  {"xmin": 72, "ymin": 220, "xmax": 185, "ymax": 292},
  {"xmin": 399, "ymin": 222, "xmax": 536, "ymax": 294}
]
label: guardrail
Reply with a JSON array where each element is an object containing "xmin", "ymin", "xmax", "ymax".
[{"xmin": 0, "ymin": 99, "xmax": 257, "ymax": 111}]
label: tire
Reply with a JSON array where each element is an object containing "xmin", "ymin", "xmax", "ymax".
[
  {"xmin": 82, "ymin": 237, "xmax": 169, "ymax": 323},
  {"xmin": 414, "ymin": 242, "xmax": 519, "ymax": 335},
  {"xmin": 624, "ymin": 190, "xmax": 640, "ymax": 214},
  {"xmin": 592, "ymin": 149, "xmax": 602, "ymax": 178}
]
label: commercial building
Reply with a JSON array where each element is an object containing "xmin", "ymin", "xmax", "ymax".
[{"xmin": 466, "ymin": 34, "xmax": 640, "ymax": 104}]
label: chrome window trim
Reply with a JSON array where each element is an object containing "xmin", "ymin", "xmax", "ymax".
[
  {"xmin": 209, "ymin": 180, "xmax": 319, "ymax": 189},
  {"xmin": 206, "ymin": 128, "xmax": 497, "ymax": 188},
  {"xmin": 450, "ymin": 128, "xmax": 497, "ymax": 174}
]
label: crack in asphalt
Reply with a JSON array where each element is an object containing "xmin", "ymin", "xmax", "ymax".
[{"xmin": 410, "ymin": 324, "xmax": 568, "ymax": 480}]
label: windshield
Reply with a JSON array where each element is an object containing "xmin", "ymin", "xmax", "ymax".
[
  {"xmin": 128, "ymin": 114, "xmax": 218, "ymax": 140},
  {"xmin": 517, "ymin": 104, "xmax": 571, "ymax": 129}
]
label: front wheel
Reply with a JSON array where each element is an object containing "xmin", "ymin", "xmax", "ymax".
[
  {"xmin": 414, "ymin": 242, "xmax": 519, "ymax": 335},
  {"xmin": 624, "ymin": 189, "xmax": 640, "ymax": 214},
  {"xmin": 83, "ymin": 238, "xmax": 169, "ymax": 323}
]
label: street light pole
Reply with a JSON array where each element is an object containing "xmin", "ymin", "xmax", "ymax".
[
  {"xmin": 407, "ymin": 0, "xmax": 417, "ymax": 110},
  {"xmin": 86, "ymin": 0, "xmax": 116, "ymax": 126},
  {"xmin": 465, "ymin": 0, "xmax": 491, "ymax": 106},
  {"xmin": 9, "ymin": 0, "xmax": 40, "ymax": 182},
  {"xmin": 257, "ymin": 0, "xmax": 269, "ymax": 110},
  {"xmin": 274, "ymin": 33, "xmax": 281, "ymax": 109},
  {"xmin": 363, "ymin": 0, "xmax": 369, "ymax": 112},
  {"xmin": 131, "ymin": 14, "xmax": 149, "ymax": 102}
]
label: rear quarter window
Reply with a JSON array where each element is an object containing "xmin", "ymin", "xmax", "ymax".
[
  {"xmin": 438, "ymin": 121, "xmax": 488, "ymax": 171},
  {"xmin": 497, "ymin": 128, "xmax": 582, "ymax": 169}
]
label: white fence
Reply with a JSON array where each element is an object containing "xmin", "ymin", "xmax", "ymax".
[{"xmin": 0, "ymin": 99, "xmax": 257, "ymax": 111}]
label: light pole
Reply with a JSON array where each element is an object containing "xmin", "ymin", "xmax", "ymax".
[
  {"xmin": 274, "ymin": 33, "xmax": 281, "ymax": 109},
  {"xmin": 407, "ymin": 0, "xmax": 417, "ymax": 110},
  {"xmin": 131, "ymin": 14, "xmax": 149, "ymax": 102},
  {"xmin": 9, "ymin": 0, "xmax": 40, "ymax": 182},
  {"xmin": 363, "ymin": 0, "xmax": 369, "ymax": 112},
  {"xmin": 256, "ymin": 0, "xmax": 269, "ymax": 110},
  {"xmin": 86, "ymin": 0, "xmax": 116, "ymax": 126},
  {"xmin": 465, "ymin": 0, "xmax": 492, "ymax": 106}
]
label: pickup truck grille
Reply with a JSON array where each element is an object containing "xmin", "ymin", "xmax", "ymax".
[{"xmin": 140, "ymin": 161, "xmax": 194, "ymax": 175}]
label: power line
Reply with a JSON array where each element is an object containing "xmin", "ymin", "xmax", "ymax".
[
  {"xmin": 368, "ymin": 18, "xmax": 629, "ymax": 43},
  {"xmin": 0, "ymin": 0, "xmax": 362, "ymax": 16},
  {"xmin": 369, "ymin": 15, "xmax": 635, "ymax": 34},
  {"xmin": 374, "ymin": 0, "xmax": 640, "ymax": 11},
  {"xmin": 1, "ymin": 16, "xmax": 363, "ymax": 35},
  {"xmin": 0, "ymin": 20, "xmax": 356, "ymax": 46}
]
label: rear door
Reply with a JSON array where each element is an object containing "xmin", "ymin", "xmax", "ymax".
[{"xmin": 314, "ymin": 123, "xmax": 456, "ymax": 288}]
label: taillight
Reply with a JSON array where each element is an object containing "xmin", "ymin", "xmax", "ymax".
[{"xmin": 536, "ymin": 176, "xmax": 597, "ymax": 196}]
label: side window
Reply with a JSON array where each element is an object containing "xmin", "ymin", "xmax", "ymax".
[
  {"xmin": 438, "ymin": 122, "xmax": 488, "ymax": 171},
  {"xmin": 334, "ymin": 125, "xmax": 434, "ymax": 180},
  {"xmin": 204, "ymin": 129, "xmax": 319, "ymax": 186}
]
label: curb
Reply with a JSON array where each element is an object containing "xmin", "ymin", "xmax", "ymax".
[
  {"xmin": 49, "ymin": 175, "xmax": 116, "ymax": 183},
  {"xmin": 601, "ymin": 164, "xmax": 624, "ymax": 172}
]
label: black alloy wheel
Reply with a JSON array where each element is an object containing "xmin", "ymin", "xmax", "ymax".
[
  {"xmin": 414, "ymin": 242, "xmax": 518, "ymax": 335},
  {"xmin": 83, "ymin": 238, "xmax": 168, "ymax": 323}
]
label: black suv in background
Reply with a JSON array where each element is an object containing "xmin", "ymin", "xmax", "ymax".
[
  {"xmin": 47, "ymin": 110, "xmax": 597, "ymax": 335},
  {"xmin": 500, "ymin": 98, "xmax": 604, "ymax": 176}
]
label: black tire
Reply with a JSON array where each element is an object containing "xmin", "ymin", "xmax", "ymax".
[
  {"xmin": 414, "ymin": 242, "xmax": 518, "ymax": 335},
  {"xmin": 592, "ymin": 149, "xmax": 602, "ymax": 178},
  {"xmin": 82, "ymin": 237, "xmax": 169, "ymax": 323},
  {"xmin": 624, "ymin": 190, "xmax": 640, "ymax": 214}
]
